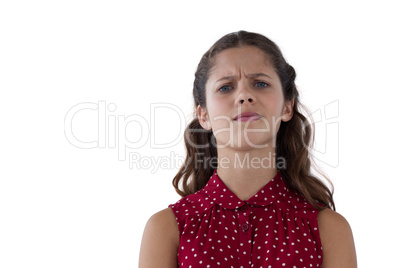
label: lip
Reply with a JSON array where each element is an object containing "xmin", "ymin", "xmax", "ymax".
[{"xmin": 233, "ymin": 111, "xmax": 262, "ymax": 121}]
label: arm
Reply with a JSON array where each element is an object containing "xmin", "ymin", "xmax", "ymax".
[
  {"xmin": 318, "ymin": 208, "xmax": 357, "ymax": 268},
  {"xmin": 139, "ymin": 208, "xmax": 179, "ymax": 268}
]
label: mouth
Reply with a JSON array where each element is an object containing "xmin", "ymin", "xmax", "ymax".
[{"xmin": 233, "ymin": 112, "xmax": 262, "ymax": 122}]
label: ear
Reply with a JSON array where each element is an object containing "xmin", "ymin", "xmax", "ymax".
[
  {"xmin": 197, "ymin": 105, "xmax": 212, "ymax": 130},
  {"xmin": 281, "ymin": 99, "xmax": 294, "ymax": 122}
]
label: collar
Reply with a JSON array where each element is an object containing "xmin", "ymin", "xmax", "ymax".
[{"xmin": 201, "ymin": 169, "xmax": 287, "ymax": 210}]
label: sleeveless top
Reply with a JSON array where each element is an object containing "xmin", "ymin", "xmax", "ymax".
[{"xmin": 168, "ymin": 169, "xmax": 323, "ymax": 268}]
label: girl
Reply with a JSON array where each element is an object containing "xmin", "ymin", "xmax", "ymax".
[{"xmin": 139, "ymin": 30, "xmax": 357, "ymax": 268}]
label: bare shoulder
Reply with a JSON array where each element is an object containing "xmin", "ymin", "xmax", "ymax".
[
  {"xmin": 139, "ymin": 208, "xmax": 179, "ymax": 268},
  {"xmin": 318, "ymin": 208, "xmax": 357, "ymax": 268},
  {"xmin": 146, "ymin": 207, "xmax": 178, "ymax": 230}
]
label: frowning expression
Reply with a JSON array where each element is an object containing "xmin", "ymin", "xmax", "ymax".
[{"xmin": 197, "ymin": 45, "xmax": 293, "ymax": 150}]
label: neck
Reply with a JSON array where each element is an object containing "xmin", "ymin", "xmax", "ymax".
[{"xmin": 216, "ymin": 147, "xmax": 278, "ymax": 200}]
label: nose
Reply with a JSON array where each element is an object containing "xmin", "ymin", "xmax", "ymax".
[
  {"xmin": 236, "ymin": 82, "xmax": 256, "ymax": 105},
  {"xmin": 239, "ymin": 98, "xmax": 254, "ymax": 104}
]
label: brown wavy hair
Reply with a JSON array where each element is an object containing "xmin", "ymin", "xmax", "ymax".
[{"xmin": 172, "ymin": 30, "xmax": 335, "ymax": 211}]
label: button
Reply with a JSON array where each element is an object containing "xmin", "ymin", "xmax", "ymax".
[
  {"xmin": 240, "ymin": 205, "xmax": 248, "ymax": 212},
  {"xmin": 241, "ymin": 223, "xmax": 249, "ymax": 232}
]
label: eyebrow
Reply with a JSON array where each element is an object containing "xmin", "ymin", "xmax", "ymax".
[{"xmin": 215, "ymin": 73, "xmax": 272, "ymax": 83}]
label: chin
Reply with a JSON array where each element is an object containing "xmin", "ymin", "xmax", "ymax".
[{"xmin": 217, "ymin": 136, "xmax": 274, "ymax": 150}]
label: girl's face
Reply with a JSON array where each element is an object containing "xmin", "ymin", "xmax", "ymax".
[{"xmin": 197, "ymin": 46, "xmax": 294, "ymax": 150}]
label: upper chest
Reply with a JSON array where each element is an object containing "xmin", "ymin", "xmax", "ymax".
[{"xmin": 177, "ymin": 204, "xmax": 322, "ymax": 267}]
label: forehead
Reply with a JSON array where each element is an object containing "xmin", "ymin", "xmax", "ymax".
[{"xmin": 209, "ymin": 46, "xmax": 275, "ymax": 77}]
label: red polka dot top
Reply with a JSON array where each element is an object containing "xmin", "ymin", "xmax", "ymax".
[{"xmin": 168, "ymin": 169, "xmax": 323, "ymax": 268}]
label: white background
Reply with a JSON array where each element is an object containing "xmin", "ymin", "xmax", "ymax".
[{"xmin": 1, "ymin": 0, "xmax": 401, "ymax": 267}]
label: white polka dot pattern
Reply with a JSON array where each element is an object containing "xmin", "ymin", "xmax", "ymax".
[{"xmin": 168, "ymin": 170, "xmax": 323, "ymax": 267}]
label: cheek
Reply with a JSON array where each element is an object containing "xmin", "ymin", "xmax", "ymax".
[
  {"xmin": 209, "ymin": 108, "xmax": 229, "ymax": 127},
  {"xmin": 262, "ymin": 92, "xmax": 284, "ymax": 114},
  {"xmin": 206, "ymin": 103, "xmax": 233, "ymax": 135},
  {"xmin": 206, "ymin": 95, "xmax": 231, "ymax": 119}
]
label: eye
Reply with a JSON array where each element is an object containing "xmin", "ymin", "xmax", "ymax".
[
  {"xmin": 255, "ymin": 81, "xmax": 269, "ymax": 88},
  {"xmin": 218, "ymin": 85, "xmax": 232, "ymax": 92}
]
